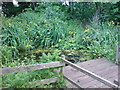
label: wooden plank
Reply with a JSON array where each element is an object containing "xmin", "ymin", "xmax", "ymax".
[
  {"xmin": 64, "ymin": 61, "xmax": 118, "ymax": 88},
  {"xmin": 103, "ymin": 71, "xmax": 118, "ymax": 79},
  {"xmin": 64, "ymin": 62, "xmax": 117, "ymax": 88},
  {"xmin": 61, "ymin": 55, "xmax": 118, "ymax": 88},
  {"xmin": 64, "ymin": 58, "xmax": 114, "ymax": 76},
  {"xmin": 92, "ymin": 83, "xmax": 110, "ymax": 88},
  {"xmin": 68, "ymin": 73, "xmax": 114, "ymax": 88},
  {"xmin": 78, "ymin": 58, "xmax": 107, "ymax": 67},
  {"xmin": 63, "ymin": 58, "xmax": 118, "ymax": 88},
  {"xmin": 88, "ymin": 64, "xmax": 118, "ymax": 76},
  {"xmin": 75, "ymin": 66, "xmax": 118, "ymax": 87},
  {"xmin": 64, "ymin": 58, "xmax": 108, "ymax": 73},
  {"xmin": 108, "ymin": 73, "xmax": 118, "ymax": 83},
  {"xmin": 0, "ymin": 61, "xmax": 64, "ymax": 74},
  {"xmin": 79, "ymin": 72, "xmax": 116, "ymax": 88},
  {"xmin": 67, "ymin": 64, "xmax": 117, "ymax": 85},
  {"xmin": 77, "ymin": 66, "xmax": 117, "ymax": 88},
  {"xmin": 86, "ymin": 80, "xmax": 110, "ymax": 88},
  {"xmin": 29, "ymin": 77, "xmax": 58, "ymax": 86},
  {"xmin": 63, "ymin": 59, "xmax": 108, "ymax": 77},
  {"xmin": 66, "ymin": 59, "xmax": 118, "ymax": 79},
  {"xmin": 114, "ymin": 79, "xmax": 119, "ymax": 86},
  {"xmin": 65, "ymin": 82, "xmax": 77, "ymax": 88},
  {"xmin": 79, "ymin": 61, "xmax": 115, "ymax": 72},
  {"xmin": 63, "ymin": 62, "xmax": 115, "ymax": 83},
  {"xmin": 82, "ymin": 73, "xmax": 117, "ymax": 88},
  {"xmin": 65, "ymin": 73, "xmax": 110, "ymax": 88},
  {"xmin": 64, "ymin": 69, "xmax": 85, "ymax": 78},
  {"xmin": 95, "ymin": 64, "xmax": 117, "ymax": 75},
  {"xmin": 78, "ymin": 59, "xmax": 115, "ymax": 70},
  {"xmin": 63, "ymin": 75, "xmax": 83, "ymax": 89}
]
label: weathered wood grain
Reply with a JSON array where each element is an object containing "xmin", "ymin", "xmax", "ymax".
[
  {"xmin": 61, "ymin": 55, "xmax": 118, "ymax": 88},
  {"xmin": 63, "ymin": 75, "xmax": 83, "ymax": 89},
  {"xmin": 1, "ymin": 61, "xmax": 64, "ymax": 74},
  {"xmin": 63, "ymin": 57, "xmax": 119, "ymax": 88},
  {"xmin": 64, "ymin": 63, "xmax": 118, "ymax": 88},
  {"xmin": 78, "ymin": 58, "xmax": 107, "ymax": 67}
]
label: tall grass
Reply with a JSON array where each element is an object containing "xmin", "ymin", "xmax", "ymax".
[
  {"xmin": 76, "ymin": 22, "xmax": 119, "ymax": 61},
  {"xmin": 1, "ymin": 6, "xmax": 69, "ymax": 59}
]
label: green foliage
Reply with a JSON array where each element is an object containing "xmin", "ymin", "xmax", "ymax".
[
  {"xmin": 1, "ymin": 45, "xmax": 12, "ymax": 64},
  {"xmin": 77, "ymin": 22, "xmax": 118, "ymax": 60},
  {"xmin": 2, "ymin": 69, "xmax": 58, "ymax": 88},
  {"xmin": 39, "ymin": 50, "xmax": 61, "ymax": 63},
  {"xmin": 3, "ymin": 2, "xmax": 120, "ymax": 22},
  {"xmin": 57, "ymin": 37, "xmax": 78, "ymax": 50},
  {"xmin": 51, "ymin": 20, "xmax": 85, "ymax": 50},
  {"xmin": 63, "ymin": 2, "xmax": 97, "ymax": 23},
  {"xmin": 2, "ymin": 5, "xmax": 68, "ymax": 57},
  {"xmin": 100, "ymin": 2, "xmax": 120, "ymax": 22},
  {"xmin": 55, "ymin": 74, "xmax": 67, "ymax": 88},
  {"xmin": 1, "ymin": 2, "xmax": 119, "ymax": 88},
  {"xmin": 2, "ymin": 49, "xmax": 61, "ymax": 67},
  {"xmin": 2, "ymin": 50, "xmax": 64, "ymax": 88}
]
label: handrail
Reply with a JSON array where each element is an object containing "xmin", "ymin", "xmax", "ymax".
[
  {"xmin": 0, "ymin": 61, "xmax": 64, "ymax": 75},
  {"xmin": 1, "ymin": 61, "xmax": 64, "ymax": 88},
  {"xmin": 61, "ymin": 55, "xmax": 118, "ymax": 88}
]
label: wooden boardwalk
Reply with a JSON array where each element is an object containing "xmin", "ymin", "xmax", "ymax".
[
  {"xmin": 63, "ymin": 58, "xmax": 119, "ymax": 88},
  {"xmin": 1, "ymin": 56, "xmax": 119, "ymax": 88}
]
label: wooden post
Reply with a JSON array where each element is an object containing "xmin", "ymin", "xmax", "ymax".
[
  {"xmin": 114, "ymin": 44, "xmax": 120, "ymax": 88},
  {"xmin": 116, "ymin": 44, "xmax": 120, "ymax": 64},
  {"xmin": 59, "ymin": 59, "xmax": 65, "ymax": 84},
  {"xmin": 60, "ymin": 60, "xmax": 65, "ymax": 74},
  {"xmin": 116, "ymin": 44, "xmax": 120, "ymax": 86}
]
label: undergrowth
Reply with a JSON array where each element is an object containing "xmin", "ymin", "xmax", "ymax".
[{"xmin": 1, "ymin": 2, "xmax": 119, "ymax": 88}]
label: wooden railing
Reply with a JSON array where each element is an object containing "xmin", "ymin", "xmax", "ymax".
[
  {"xmin": 116, "ymin": 44, "xmax": 120, "ymax": 63},
  {"xmin": 61, "ymin": 55, "xmax": 118, "ymax": 88},
  {"xmin": 1, "ymin": 61, "xmax": 64, "ymax": 88},
  {"xmin": 1, "ymin": 61, "xmax": 64, "ymax": 74},
  {"xmin": 114, "ymin": 44, "xmax": 120, "ymax": 87},
  {"xmin": 1, "ymin": 53, "xmax": 119, "ymax": 88}
]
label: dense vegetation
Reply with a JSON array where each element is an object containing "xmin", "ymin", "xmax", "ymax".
[{"xmin": 1, "ymin": 2, "xmax": 120, "ymax": 88}]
